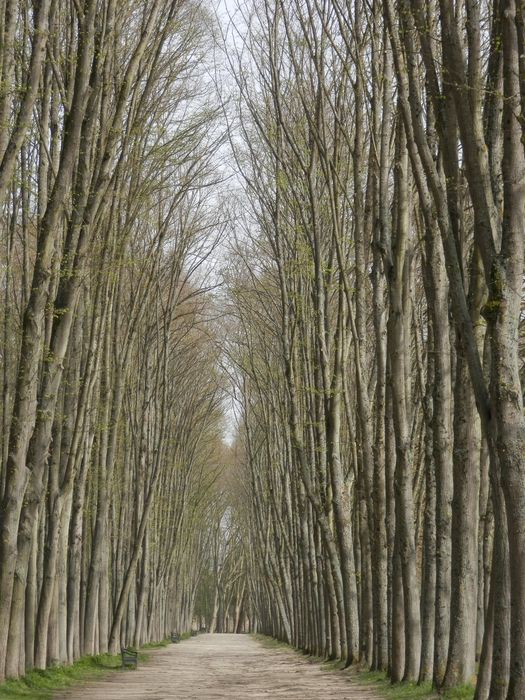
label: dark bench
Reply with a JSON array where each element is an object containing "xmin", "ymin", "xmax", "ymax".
[
  {"xmin": 190, "ymin": 629, "xmax": 198, "ymax": 637},
  {"xmin": 121, "ymin": 647, "xmax": 138, "ymax": 669},
  {"xmin": 171, "ymin": 632, "xmax": 180, "ymax": 643}
]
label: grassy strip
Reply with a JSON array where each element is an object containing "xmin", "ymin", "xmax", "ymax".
[
  {"xmin": 140, "ymin": 638, "xmax": 170, "ymax": 650},
  {"xmin": 0, "ymin": 654, "xmax": 122, "ymax": 699},
  {"xmin": 0, "ymin": 637, "xmax": 177, "ymax": 700},
  {"xmin": 356, "ymin": 670, "xmax": 474, "ymax": 700},
  {"xmin": 253, "ymin": 634, "xmax": 474, "ymax": 700},
  {"xmin": 252, "ymin": 634, "xmax": 292, "ymax": 651}
]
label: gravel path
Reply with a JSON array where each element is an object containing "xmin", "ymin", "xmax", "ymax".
[{"xmin": 55, "ymin": 633, "xmax": 382, "ymax": 699}]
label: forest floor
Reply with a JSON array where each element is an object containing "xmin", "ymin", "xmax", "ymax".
[{"xmin": 54, "ymin": 633, "xmax": 383, "ymax": 699}]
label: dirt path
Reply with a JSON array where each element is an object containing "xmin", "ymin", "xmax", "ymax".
[{"xmin": 55, "ymin": 634, "xmax": 382, "ymax": 699}]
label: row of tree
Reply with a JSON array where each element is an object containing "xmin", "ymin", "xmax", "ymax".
[
  {"xmin": 0, "ymin": 0, "xmax": 227, "ymax": 680},
  {"xmin": 193, "ymin": 484, "xmax": 253, "ymax": 635},
  {"xmin": 225, "ymin": 1, "xmax": 524, "ymax": 699}
]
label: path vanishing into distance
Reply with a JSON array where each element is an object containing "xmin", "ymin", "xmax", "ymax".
[{"xmin": 55, "ymin": 635, "xmax": 381, "ymax": 699}]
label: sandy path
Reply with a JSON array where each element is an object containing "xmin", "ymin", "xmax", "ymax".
[{"xmin": 55, "ymin": 634, "xmax": 381, "ymax": 699}]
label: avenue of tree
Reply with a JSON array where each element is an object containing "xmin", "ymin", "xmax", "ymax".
[
  {"xmin": 0, "ymin": 2, "xmax": 524, "ymax": 700},
  {"xmin": 222, "ymin": 1, "xmax": 525, "ymax": 699},
  {"xmin": 0, "ymin": 0, "xmax": 228, "ymax": 679}
]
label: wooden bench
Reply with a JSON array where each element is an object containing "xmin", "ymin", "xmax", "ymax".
[
  {"xmin": 171, "ymin": 632, "xmax": 180, "ymax": 643},
  {"xmin": 121, "ymin": 647, "xmax": 138, "ymax": 669},
  {"xmin": 190, "ymin": 629, "xmax": 198, "ymax": 637}
]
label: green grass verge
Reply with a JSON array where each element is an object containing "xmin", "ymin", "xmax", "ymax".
[
  {"xmin": 0, "ymin": 653, "xmax": 122, "ymax": 699},
  {"xmin": 356, "ymin": 670, "xmax": 474, "ymax": 700},
  {"xmin": 0, "ymin": 637, "xmax": 180, "ymax": 700},
  {"xmin": 252, "ymin": 634, "xmax": 474, "ymax": 700},
  {"xmin": 140, "ymin": 638, "xmax": 170, "ymax": 650},
  {"xmin": 252, "ymin": 634, "xmax": 292, "ymax": 651}
]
